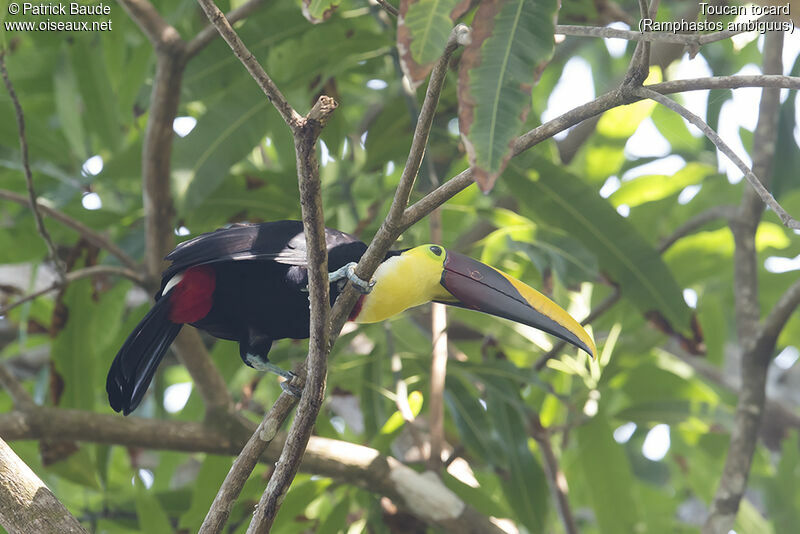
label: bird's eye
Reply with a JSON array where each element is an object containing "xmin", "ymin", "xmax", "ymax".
[{"xmin": 429, "ymin": 246, "xmax": 442, "ymax": 256}]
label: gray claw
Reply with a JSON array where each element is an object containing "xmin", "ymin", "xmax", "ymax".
[
  {"xmin": 329, "ymin": 262, "xmax": 375, "ymax": 294},
  {"xmin": 280, "ymin": 377, "xmax": 302, "ymax": 399}
]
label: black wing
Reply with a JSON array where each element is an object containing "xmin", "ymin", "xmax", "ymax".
[{"xmin": 161, "ymin": 220, "xmax": 365, "ymax": 290}]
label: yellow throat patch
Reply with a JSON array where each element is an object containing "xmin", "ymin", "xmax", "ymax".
[{"xmin": 354, "ymin": 245, "xmax": 452, "ymax": 323}]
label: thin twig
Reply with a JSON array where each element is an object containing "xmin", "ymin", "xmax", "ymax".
[
  {"xmin": 247, "ymin": 96, "xmax": 338, "ymax": 533},
  {"xmin": 186, "ymin": 0, "xmax": 270, "ymax": 58},
  {"xmin": 0, "ymin": 190, "xmax": 141, "ymax": 272},
  {"xmin": 117, "ymin": 0, "xmax": 181, "ymax": 49},
  {"xmin": 373, "ymin": 0, "xmax": 398, "ymax": 17},
  {"xmin": 238, "ymin": 28, "xmax": 466, "ymax": 529},
  {"xmin": 530, "ymin": 414, "xmax": 579, "ymax": 534},
  {"xmin": 635, "ymin": 86, "xmax": 799, "ymax": 230},
  {"xmin": 0, "ymin": 265, "xmax": 146, "ymax": 316},
  {"xmin": 555, "ymin": 16, "xmax": 764, "ymax": 46},
  {"xmin": 650, "ymin": 74, "xmax": 800, "ymax": 94},
  {"xmin": 403, "ymin": 74, "xmax": 800, "ymax": 235},
  {"xmin": 191, "ymin": 2, "xmax": 336, "ymax": 530},
  {"xmin": 0, "ymin": 407, "xmax": 504, "ymax": 533},
  {"xmin": 142, "ymin": 52, "xmax": 185, "ymax": 278},
  {"xmin": 199, "ymin": 393, "xmax": 298, "ymax": 534},
  {"xmin": 195, "ymin": 0, "xmax": 301, "ymax": 128},
  {"xmin": 388, "ymin": 25, "xmax": 470, "ymax": 224},
  {"xmin": 0, "ymin": 365, "xmax": 35, "ymax": 411},
  {"xmin": 0, "ymin": 51, "xmax": 65, "ymax": 281},
  {"xmin": 760, "ymin": 279, "xmax": 800, "ymax": 345},
  {"xmin": 703, "ymin": 31, "xmax": 784, "ymax": 534},
  {"xmin": 119, "ymin": 0, "xmax": 180, "ymax": 50},
  {"xmin": 657, "ymin": 205, "xmax": 737, "ymax": 253},
  {"xmin": 329, "ymin": 25, "xmax": 470, "ymax": 345},
  {"xmin": 624, "ymin": 0, "xmax": 652, "ymax": 86}
]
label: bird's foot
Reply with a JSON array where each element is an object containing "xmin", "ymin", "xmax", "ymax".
[
  {"xmin": 280, "ymin": 378, "xmax": 302, "ymax": 399},
  {"xmin": 244, "ymin": 354, "xmax": 302, "ymax": 398},
  {"xmin": 329, "ymin": 262, "xmax": 376, "ymax": 294}
]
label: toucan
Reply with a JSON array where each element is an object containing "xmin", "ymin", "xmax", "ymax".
[{"xmin": 107, "ymin": 220, "xmax": 595, "ymax": 415}]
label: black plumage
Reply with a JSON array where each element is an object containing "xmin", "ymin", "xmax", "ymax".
[{"xmin": 107, "ymin": 221, "xmax": 368, "ymax": 415}]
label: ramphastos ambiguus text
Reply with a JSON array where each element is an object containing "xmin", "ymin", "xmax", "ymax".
[{"xmin": 107, "ymin": 220, "xmax": 596, "ymax": 415}]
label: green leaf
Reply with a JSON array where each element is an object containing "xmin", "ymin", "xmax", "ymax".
[
  {"xmin": 505, "ymin": 154, "xmax": 694, "ymax": 335},
  {"xmin": 575, "ymin": 412, "xmax": 642, "ymax": 533},
  {"xmin": 764, "ymin": 431, "xmax": 800, "ymax": 533},
  {"xmin": 51, "ymin": 279, "xmax": 130, "ymax": 410},
  {"xmin": 486, "ymin": 388, "xmax": 548, "ymax": 531},
  {"xmin": 651, "ymin": 103, "xmax": 703, "ymax": 153},
  {"xmin": 596, "ymin": 98, "xmax": 655, "ymax": 139},
  {"xmin": 135, "ymin": 479, "xmax": 174, "ymax": 534},
  {"xmin": 445, "ymin": 373, "xmax": 500, "ymax": 464},
  {"xmin": 735, "ymin": 498, "xmax": 775, "ymax": 534},
  {"xmin": 506, "ymin": 230, "xmax": 599, "ymax": 287},
  {"xmin": 458, "ymin": 0, "xmax": 557, "ymax": 191},
  {"xmin": 53, "ymin": 49, "xmax": 88, "ymax": 161},
  {"xmin": 316, "ymin": 491, "xmax": 352, "ymax": 534},
  {"xmin": 272, "ymin": 477, "xmax": 332, "ymax": 531},
  {"xmin": 179, "ymin": 455, "xmax": 231, "ymax": 532},
  {"xmin": 615, "ymin": 400, "xmax": 729, "ymax": 427},
  {"xmin": 66, "ymin": 38, "xmax": 121, "ymax": 152},
  {"xmin": 397, "ymin": 0, "xmax": 470, "ymax": 86},
  {"xmin": 371, "ymin": 390, "xmax": 424, "ymax": 451},
  {"xmin": 46, "ymin": 446, "xmax": 101, "ymax": 490},
  {"xmin": 772, "ymin": 75, "xmax": 800, "ymax": 199},
  {"xmin": 611, "ymin": 162, "xmax": 716, "ymax": 208},
  {"xmin": 172, "ymin": 83, "xmax": 271, "ymax": 212}
]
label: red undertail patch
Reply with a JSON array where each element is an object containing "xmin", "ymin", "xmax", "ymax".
[
  {"xmin": 349, "ymin": 295, "xmax": 365, "ymax": 322},
  {"xmin": 168, "ymin": 265, "xmax": 216, "ymax": 323}
]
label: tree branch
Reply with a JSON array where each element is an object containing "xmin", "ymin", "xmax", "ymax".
[
  {"xmin": 529, "ymin": 414, "xmax": 578, "ymax": 534},
  {"xmin": 195, "ymin": 0, "xmax": 301, "ymax": 128},
  {"xmin": 186, "ymin": 0, "xmax": 270, "ymax": 59},
  {"xmin": 657, "ymin": 205, "xmax": 737, "ymax": 253},
  {"xmin": 329, "ymin": 25, "xmax": 470, "ymax": 353},
  {"xmin": 555, "ymin": 18, "xmax": 763, "ymax": 46},
  {"xmin": 0, "ymin": 265, "xmax": 146, "ymax": 316},
  {"xmin": 403, "ymin": 75, "xmax": 800, "ymax": 234},
  {"xmin": 0, "ymin": 51, "xmax": 65, "ymax": 281},
  {"xmin": 373, "ymin": 0, "xmax": 398, "ymax": 17},
  {"xmin": 649, "ymin": 74, "xmax": 800, "ymax": 94},
  {"xmin": 0, "ymin": 437, "xmax": 88, "ymax": 534},
  {"xmin": 0, "ymin": 407, "xmax": 503, "ymax": 534},
  {"xmin": 703, "ymin": 30, "xmax": 784, "ymax": 534},
  {"xmin": 634, "ymin": 86, "xmax": 799, "ymax": 230},
  {"xmin": 248, "ymin": 96, "xmax": 338, "ymax": 533},
  {"xmin": 117, "ymin": 0, "xmax": 182, "ymax": 50},
  {"xmin": 171, "ymin": 329, "xmax": 234, "ymax": 415},
  {"xmin": 760, "ymin": 279, "xmax": 800, "ymax": 345},
  {"xmin": 199, "ymin": 392, "xmax": 298, "ymax": 534},
  {"xmin": 123, "ymin": 0, "xmax": 238, "ymax": 419},
  {"xmin": 142, "ymin": 51, "xmax": 186, "ymax": 277},
  {"xmin": 0, "ymin": 365, "xmax": 35, "ymax": 411},
  {"xmin": 190, "ymin": 3, "xmax": 340, "ymax": 529}
]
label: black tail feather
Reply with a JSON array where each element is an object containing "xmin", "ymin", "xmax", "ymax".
[{"xmin": 107, "ymin": 297, "xmax": 182, "ymax": 415}]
